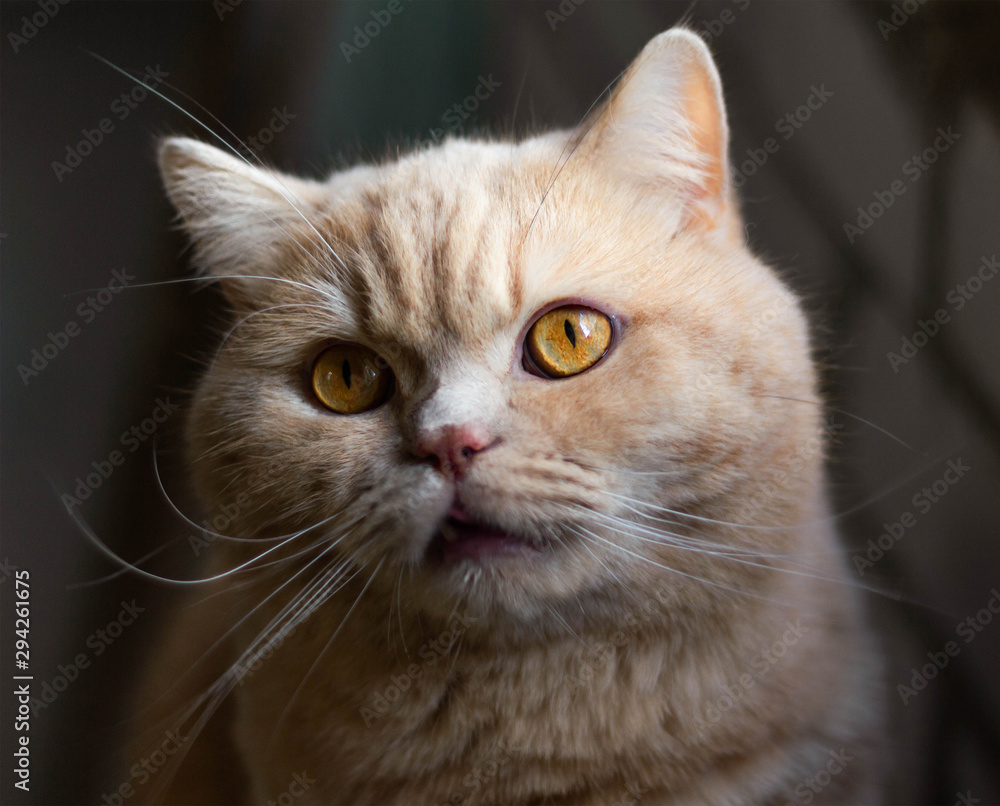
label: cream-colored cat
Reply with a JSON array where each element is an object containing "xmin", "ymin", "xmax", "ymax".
[{"xmin": 128, "ymin": 28, "xmax": 883, "ymax": 805}]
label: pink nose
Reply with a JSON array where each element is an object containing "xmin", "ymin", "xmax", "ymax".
[{"xmin": 415, "ymin": 423, "xmax": 496, "ymax": 475}]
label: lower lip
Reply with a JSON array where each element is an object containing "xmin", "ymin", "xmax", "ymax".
[{"xmin": 435, "ymin": 527, "xmax": 544, "ymax": 563}]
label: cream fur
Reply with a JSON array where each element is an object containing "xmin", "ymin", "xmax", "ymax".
[{"xmin": 130, "ymin": 29, "xmax": 883, "ymax": 805}]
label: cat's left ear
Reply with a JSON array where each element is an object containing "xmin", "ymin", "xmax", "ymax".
[
  {"xmin": 158, "ymin": 137, "xmax": 329, "ymax": 308},
  {"xmin": 586, "ymin": 29, "xmax": 737, "ymax": 236}
]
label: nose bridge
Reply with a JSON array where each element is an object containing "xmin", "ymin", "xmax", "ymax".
[
  {"xmin": 416, "ymin": 361, "xmax": 503, "ymax": 437},
  {"xmin": 408, "ymin": 361, "xmax": 505, "ymax": 475}
]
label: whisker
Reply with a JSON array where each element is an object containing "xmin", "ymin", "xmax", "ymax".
[
  {"xmin": 522, "ymin": 65, "xmax": 628, "ymax": 246},
  {"xmin": 755, "ymin": 393, "xmax": 927, "ymax": 457},
  {"xmin": 580, "ymin": 506, "xmax": 799, "ymax": 560},
  {"xmin": 137, "ymin": 534, "xmax": 350, "ymax": 719},
  {"xmin": 544, "ymin": 602, "xmax": 590, "ymax": 648},
  {"xmin": 600, "ymin": 449, "xmax": 960, "ymax": 531},
  {"xmin": 84, "ymin": 50, "xmax": 349, "ymax": 275},
  {"xmin": 120, "ymin": 71, "xmax": 347, "ymax": 290},
  {"xmin": 568, "ymin": 524, "xmax": 795, "ymax": 607},
  {"xmin": 152, "ymin": 441, "xmax": 315, "ymax": 546},
  {"xmin": 65, "ymin": 273, "xmax": 340, "ymax": 307},
  {"xmin": 210, "ymin": 302, "xmax": 336, "ymax": 364},
  {"xmin": 65, "ymin": 497, "xmax": 344, "ymax": 586},
  {"xmin": 589, "ymin": 510, "xmax": 837, "ymax": 580},
  {"xmin": 142, "ymin": 544, "xmax": 364, "ymax": 798},
  {"xmin": 144, "ymin": 74, "xmax": 269, "ymax": 169},
  {"xmin": 66, "ymin": 536, "xmax": 183, "ymax": 589},
  {"xmin": 564, "ymin": 505, "xmax": 943, "ymax": 612},
  {"xmin": 394, "ymin": 565, "xmax": 409, "ymax": 657},
  {"xmin": 273, "ymin": 558, "xmax": 385, "ymax": 739},
  {"xmin": 572, "ymin": 532, "xmax": 630, "ymax": 590}
]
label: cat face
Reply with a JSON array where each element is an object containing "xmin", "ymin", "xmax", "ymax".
[{"xmin": 162, "ymin": 31, "xmax": 818, "ymax": 634}]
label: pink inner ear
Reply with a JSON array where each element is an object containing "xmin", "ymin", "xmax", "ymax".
[
  {"xmin": 679, "ymin": 62, "xmax": 733, "ymax": 235},
  {"xmin": 682, "ymin": 66, "xmax": 726, "ymax": 202}
]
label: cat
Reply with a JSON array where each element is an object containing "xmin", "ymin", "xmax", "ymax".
[{"xmin": 127, "ymin": 27, "xmax": 884, "ymax": 805}]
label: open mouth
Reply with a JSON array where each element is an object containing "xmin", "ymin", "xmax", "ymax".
[{"xmin": 429, "ymin": 503, "xmax": 546, "ymax": 563}]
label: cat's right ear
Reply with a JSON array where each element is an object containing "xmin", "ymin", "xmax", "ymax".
[
  {"xmin": 158, "ymin": 137, "xmax": 325, "ymax": 306},
  {"xmin": 583, "ymin": 29, "xmax": 740, "ymax": 239}
]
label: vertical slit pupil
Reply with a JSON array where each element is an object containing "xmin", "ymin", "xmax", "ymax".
[
  {"xmin": 342, "ymin": 359, "xmax": 352, "ymax": 389},
  {"xmin": 564, "ymin": 319, "xmax": 577, "ymax": 348}
]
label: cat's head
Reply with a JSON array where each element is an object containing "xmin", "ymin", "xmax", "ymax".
[{"xmin": 161, "ymin": 30, "xmax": 819, "ymax": 637}]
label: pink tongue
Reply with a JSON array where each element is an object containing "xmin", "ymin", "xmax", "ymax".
[{"xmin": 441, "ymin": 525, "xmax": 533, "ymax": 561}]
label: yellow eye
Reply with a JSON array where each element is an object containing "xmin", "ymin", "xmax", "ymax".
[
  {"xmin": 312, "ymin": 344, "xmax": 393, "ymax": 414},
  {"xmin": 526, "ymin": 306, "xmax": 613, "ymax": 378}
]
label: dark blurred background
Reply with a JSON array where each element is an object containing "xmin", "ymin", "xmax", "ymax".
[{"xmin": 2, "ymin": 2, "xmax": 999, "ymax": 804}]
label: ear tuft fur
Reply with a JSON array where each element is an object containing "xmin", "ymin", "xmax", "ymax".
[{"xmin": 158, "ymin": 137, "xmax": 327, "ymax": 296}]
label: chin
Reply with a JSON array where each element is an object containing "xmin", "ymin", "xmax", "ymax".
[{"xmin": 405, "ymin": 521, "xmax": 610, "ymax": 632}]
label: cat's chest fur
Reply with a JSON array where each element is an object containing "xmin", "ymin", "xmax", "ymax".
[{"xmin": 229, "ymin": 556, "xmax": 874, "ymax": 806}]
